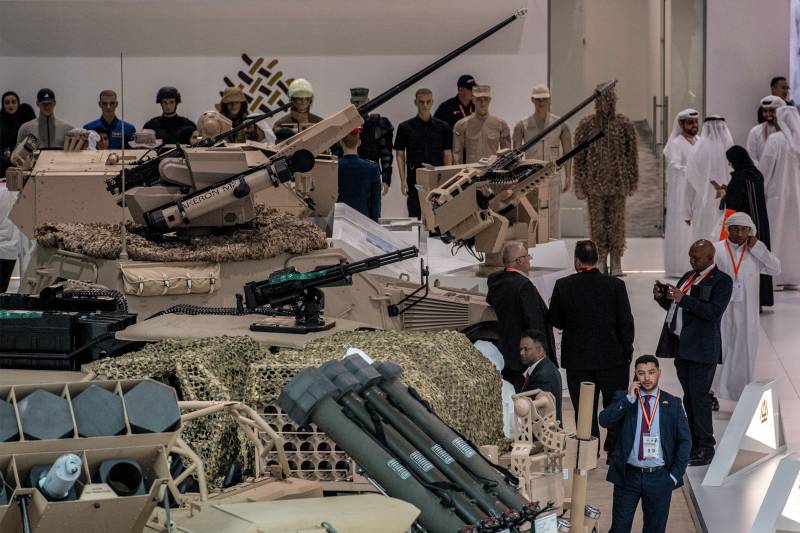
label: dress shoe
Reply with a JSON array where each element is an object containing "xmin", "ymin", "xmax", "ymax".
[{"xmin": 689, "ymin": 450, "xmax": 714, "ymax": 467}]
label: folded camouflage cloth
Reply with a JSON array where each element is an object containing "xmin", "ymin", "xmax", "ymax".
[{"xmin": 35, "ymin": 206, "xmax": 327, "ymax": 263}]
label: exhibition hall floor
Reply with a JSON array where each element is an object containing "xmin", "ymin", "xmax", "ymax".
[{"xmin": 595, "ymin": 237, "xmax": 800, "ymax": 533}]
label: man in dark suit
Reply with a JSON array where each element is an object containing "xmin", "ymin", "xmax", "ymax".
[
  {"xmin": 548, "ymin": 240, "xmax": 635, "ymax": 453},
  {"xmin": 487, "ymin": 242, "xmax": 556, "ymax": 391},
  {"xmin": 600, "ymin": 354, "xmax": 691, "ymax": 533},
  {"xmin": 519, "ymin": 329, "xmax": 563, "ymax": 423},
  {"xmin": 654, "ymin": 239, "xmax": 732, "ymax": 466}
]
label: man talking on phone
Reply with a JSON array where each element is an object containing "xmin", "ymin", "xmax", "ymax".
[
  {"xmin": 653, "ymin": 239, "xmax": 732, "ymax": 467},
  {"xmin": 600, "ymin": 354, "xmax": 691, "ymax": 533}
]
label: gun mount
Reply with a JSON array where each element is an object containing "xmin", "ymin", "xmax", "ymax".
[
  {"xmin": 114, "ymin": 9, "xmax": 526, "ymax": 237},
  {"xmin": 421, "ymin": 81, "xmax": 615, "ymax": 266},
  {"xmin": 243, "ymin": 246, "xmax": 419, "ymax": 333}
]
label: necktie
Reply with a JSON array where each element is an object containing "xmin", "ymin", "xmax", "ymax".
[{"xmin": 638, "ymin": 395, "xmax": 652, "ymax": 461}]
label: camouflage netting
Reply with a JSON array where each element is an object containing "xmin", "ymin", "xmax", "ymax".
[
  {"xmin": 35, "ymin": 207, "xmax": 327, "ymax": 263},
  {"xmin": 87, "ymin": 330, "xmax": 505, "ymax": 489}
]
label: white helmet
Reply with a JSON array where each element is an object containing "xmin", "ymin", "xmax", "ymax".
[{"xmin": 288, "ymin": 78, "xmax": 314, "ymax": 99}]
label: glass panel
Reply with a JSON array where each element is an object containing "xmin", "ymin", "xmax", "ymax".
[{"xmin": 666, "ymin": 0, "xmax": 706, "ymax": 122}]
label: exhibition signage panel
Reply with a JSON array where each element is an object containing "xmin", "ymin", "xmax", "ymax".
[
  {"xmin": 750, "ymin": 453, "xmax": 800, "ymax": 532},
  {"xmin": 703, "ymin": 379, "xmax": 786, "ymax": 487}
]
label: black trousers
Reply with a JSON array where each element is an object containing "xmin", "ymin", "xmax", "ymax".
[
  {"xmin": 0, "ymin": 259, "xmax": 14, "ymax": 293},
  {"xmin": 675, "ymin": 358, "xmax": 716, "ymax": 455},
  {"xmin": 610, "ymin": 467, "xmax": 674, "ymax": 533},
  {"xmin": 566, "ymin": 363, "xmax": 630, "ymax": 452},
  {"xmin": 406, "ymin": 189, "xmax": 421, "ymax": 219}
]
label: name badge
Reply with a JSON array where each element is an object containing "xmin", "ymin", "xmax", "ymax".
[
  {"xmin": 643, "ymin": 434, "xmax": 661, "ymax": 460},
  {"xmin": 731, "ymin": 280, "xmax": 745, "ymax": 302}
]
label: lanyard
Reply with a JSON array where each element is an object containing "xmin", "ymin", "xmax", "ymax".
[
  {"xmin": 679, "ymin": 270, "xmax": 711, "ymax": 294},
  {"xmin": 725, "ymin": 241, "xmax": 747, "ymax": 280},
  {"xmin": 639, "ymin": 390, "xmax": 660, "ymax": 432},
  {"xmin": 577, "ymin": 267, "xmax": 595, "ymax": 273},
  {"xmin": 458, "ymin": 103, "xmax": 471, "ymax": 118}
]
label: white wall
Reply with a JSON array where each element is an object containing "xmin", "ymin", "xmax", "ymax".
[
  {"xmin": 706, "ymin": 0, "xmax": 790, "ymax": 145},
  {"xmin": 0, "ymin": 0, "xmax": 547, "ymax": 216}
]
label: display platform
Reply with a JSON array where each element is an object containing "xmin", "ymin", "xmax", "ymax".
[{"xmin": 116, "ymin": 314, "xmax": 370, "ymax": 349}]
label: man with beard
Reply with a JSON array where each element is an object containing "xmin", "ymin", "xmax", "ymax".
[
  {"xmin": 600, "ymin": 355, "xmax": 691, "ymax": 533},
  {"xmin": 758, "ymin": 105, "xmax": 800, "ymax": 287},
  {"xmin": 434, "ymin": 74, "xmax": 476, "ymax": 130},
  {"xmin": 143, "ymin": 86, "xmax": 196, "ymax": 145},
  {"xmin": 714, "ymin": 213, "xmax": 780, "ymax": 403},
  {"xmin": 663, "ymin": 109, "xmax": 699, "ymax": 278},
  {"xmin": 573, "ymin": 85, "xmax": 639, "ymax": 276},
  {"xmin": 747, "ymin": 95, "xmax": 785, "ymax": 166},
  {"xmin": 757, "ymin": 77, "xmax": 795, "ymax": 123},
  {"xmin": 683, "ymin": 116, "xmax": 733, "ymax": 242}
]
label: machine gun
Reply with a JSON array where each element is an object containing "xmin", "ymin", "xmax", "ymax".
[
  {"xmin": 105, "ymin": 101, "xmax": 293, "ymax": 195},
  {"xmin": 421, "ymin": 81, "xmax": 615, "ymax": 266},
  {"xmin": 118, "ymin": 9, "xmax": 527, "ymax": 236},
  {"xmin": 243, "ymin": 246, "xmax": 418, "ymax": 333}
]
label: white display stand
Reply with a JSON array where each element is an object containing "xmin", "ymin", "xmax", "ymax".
[
  {"xmin": 330, "ymin": 203, "xmax": 421, "ymax": 279},
  {"xmin": 749, "ymin": 453, "xmax": 800, "ymax": 532},
  {"xmin": 703, "ymin": 379, "xmax": 786, "ymax": 487}
]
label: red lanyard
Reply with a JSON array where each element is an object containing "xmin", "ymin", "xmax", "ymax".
[
  {"xmin": 639, "ymin": 390, "xmax": 660, "ymax": 432},
  {"xmin": 725, "ymin": 241, "xmax": 747, "ymax": 280},
  {"xmin": 458, "ymin": 104, "xmax": 471, "ymax": 118},
  {"xmin": 577, "ymin": 267, "xmax": 595, "ymax": 273},
  {"xmin": 679, "ymin": 270, "xmax": 711, "ymax": 294}
]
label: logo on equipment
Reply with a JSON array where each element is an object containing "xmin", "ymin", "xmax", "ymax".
[
  {"xmin": 760, "ymin": 397, "xmax": 769, "ymax": 424},
  {"xmin": 222, "ymin": 54, "xmax": 293, "ymax": 114}
]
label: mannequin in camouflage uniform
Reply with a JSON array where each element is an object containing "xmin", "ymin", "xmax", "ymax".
[
  {"xmin": 349, "ymin": 88, "xmax": 394, "ymax": 195},
  {"xmin": 573, "ymin": 86, "xmax": 638, "ymax": 276}
]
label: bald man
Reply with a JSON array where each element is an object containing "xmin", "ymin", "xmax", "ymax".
[
  {"xmin": 653, "ymin": 239, "xmax": 732, "ymax": 467},
  {"xmin": 487, "ymin": 241, "xmax": 557, "ymax": 391}
]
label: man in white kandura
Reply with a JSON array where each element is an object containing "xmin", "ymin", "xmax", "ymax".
[
  {"xmin": 759, "ymin": 105, "xmax": 800, "ymax": 287},
  {"xmin": 663, "ymin": 109, "xmax": 699, "ymax": 278},
  {"xmin": 684, "ymin": 116, "xmax": 734, "ymax": 243},
  {"xmin": 714, "ymin": 213, "xmax": 780, "ymax": 402},
  {"xmin": 746, "ymin": 96, "xmax": 785, "ymax": 166}
]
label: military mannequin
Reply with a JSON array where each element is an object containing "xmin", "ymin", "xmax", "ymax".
[
  {"xmin": 143, "ymin": 86, "xmax": 197, "ymax": 145},
  {"xmin": 452, "ymin": 85, "xmax": 511, "ymax": 164},
  {"xmin": 272, "ymin": 78, "xmax": 323, "ymax": 136},
  {"xmin": 573, "ymin": 86, "xmax": 638, "ymax": 276},
  {"xmin": 350, "ymin": 88, "xmax": 394, "ymax": 195},
  {"xmin": 215, "ymin": 87, "xmax": 265, "ymax": 143},
  {"xmin": 513, "ymin": 84, "xmax": 573, "ymax": 239}
]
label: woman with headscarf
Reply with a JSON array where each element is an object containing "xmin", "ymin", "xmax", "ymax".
[
  {"xmin": 759, "ymin": 105, "xmax": 800, "ymax": 286},
  {"xmin": 725, "ymin": 145, "xmax": 773, "ymax": 306},
  {"xmin": 0, "ymin": 91, "xmax": 36, "ymax": 177}
]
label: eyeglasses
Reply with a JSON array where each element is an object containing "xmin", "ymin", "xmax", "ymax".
[{"xmin": 515, "ymin": 254, "xmax": 532, "ymax": 262}]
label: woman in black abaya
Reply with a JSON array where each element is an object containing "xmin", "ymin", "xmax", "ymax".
[{"xmin": 725, "ymin": 145, "xmax": 774, "ymax": 307}]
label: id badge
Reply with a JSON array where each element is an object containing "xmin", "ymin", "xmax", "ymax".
[
  {"xmin": 731, "ymin": 280, "xmax": 744, "ymax": 302},
  {"xmin": 643, "ymin": 434, "xmax": 660, "ymax": 460}
]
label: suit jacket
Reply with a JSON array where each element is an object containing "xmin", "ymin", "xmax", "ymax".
[
  {"xmin": 486, "ymin": 269, "xmax": 557, "ymax": 372},
  {"xmin": 655, "ymin": 266, "xmax": 733, "ymax": 364},
  {"xmin": 521, "ymin": 357, "xmax": 563, "ymax": 422},
  {"xmin": 599, "ymin": 389, "xmax": 691, "ymax": 488},
  {"xmin": 548, "ymin": 269, "xmax": 635, "ymax": 370}
]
